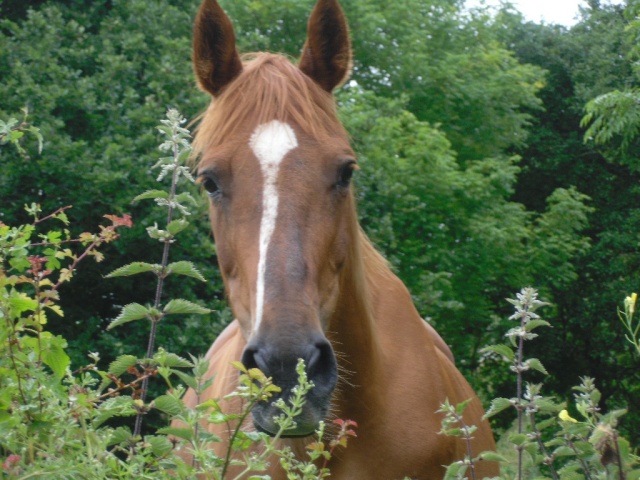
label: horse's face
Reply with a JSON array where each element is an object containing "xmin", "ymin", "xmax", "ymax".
[
  {"xmin": 198, "ymin": 123, "xmax": 355, "ymax": 434},
  {"xmin": 193, "ymin": 0, "xmax": 353, "ymax": 436}
]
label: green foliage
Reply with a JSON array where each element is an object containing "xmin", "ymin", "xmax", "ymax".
[
  {"xmin": 442, "ymin": 289, "xmax": 640, "ymax": 479},
  {"xmin": 582, "ymin": 88, "xmax": 640, "ymax": 162},
  {"xmin": 0, "ymin": 0, "xmax": 224, "ymax": 369},
  {"xmin": 580, "ymin": 3, "xmax": 640, "ymax": 166},
  {"xmin": 495, "ymin": 0, "xmax": 640, "ymax": 442},
  {"xmin": 620, "ymin": 293, "xmax": 640, "ymax": 355},
  {"xmin": 0, "ymin": 108, "xmax": 43, "ymax": 158}
]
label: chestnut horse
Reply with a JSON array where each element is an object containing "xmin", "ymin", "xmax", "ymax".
[{"xmin": 177, "ymin": 0, "xmax": 498, "ymax": 478}]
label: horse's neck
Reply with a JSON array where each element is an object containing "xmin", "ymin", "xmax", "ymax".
[
  {"xmin": 330, "ymin": 232, "xmax": 453, "ymax": 407},
  {"xmin": 329, "ymin": 234, "xmax": 392, "ymax": 393}
]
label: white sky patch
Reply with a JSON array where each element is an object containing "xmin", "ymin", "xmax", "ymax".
[
  {"xmin": 249, "ymin": 120, "xmax": 299, "ymax": 333},
  {"xmin": 465, "ymin": 0, "xmax": 625, "ymax": 26}
]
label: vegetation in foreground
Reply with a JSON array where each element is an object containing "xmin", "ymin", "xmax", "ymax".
[{"xmin": 2, "ymin": 110, "xmax": 639, "ymax": 478}]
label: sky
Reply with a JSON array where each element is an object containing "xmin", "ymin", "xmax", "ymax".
[{"xmin": 466, "ymin": 0, "xmax": 625, "ymax": 26}]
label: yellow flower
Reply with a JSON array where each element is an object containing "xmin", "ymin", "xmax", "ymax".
[
  {"xmin": 631, "ymin": 293, "xmax": 638, "ymax": 315},
  {"xmin": 559, "ymin": 409, "xmax": 578, "ymax": 423}
]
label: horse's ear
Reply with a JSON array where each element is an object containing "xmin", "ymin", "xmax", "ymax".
[
  {"xmin": 299, "ymin": 0, "xmax": 352, "ymax": 92},
  {"xmin": 193, "ymin": 0, "xmax": 243, "ymax": 97}
]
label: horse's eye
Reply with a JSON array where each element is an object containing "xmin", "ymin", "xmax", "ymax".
[
  {"xmin": 201, "ymin": 176, "xmax": 220, "ymax": 198},
  {"xmin": 337, "ymin": 161, "xmax": 357, "ymax": 190}
]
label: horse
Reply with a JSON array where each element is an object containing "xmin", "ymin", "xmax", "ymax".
[{"xmin": 176, "ymin": 0, "xmax": 498, "ymax": 478}]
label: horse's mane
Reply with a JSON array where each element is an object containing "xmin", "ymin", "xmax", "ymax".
[{"xmin": 192, "ymin": 53, "xmax": 347, "ymax": 165}]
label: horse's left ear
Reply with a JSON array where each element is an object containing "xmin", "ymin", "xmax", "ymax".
[{"xmin": 299, "ymin": 0, "xmax": 352, "ymax": 92}]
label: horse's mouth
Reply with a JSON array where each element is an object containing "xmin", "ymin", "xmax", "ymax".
[
  {"xmin": 253, "ymin": 419, "xmax": 317, "ymax": 438},
  {"xmin": 251, "ymin": 410, "xmax": 320, "ymax": 438}
]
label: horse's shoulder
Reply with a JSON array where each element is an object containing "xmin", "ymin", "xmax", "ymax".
[
  {"xmin": 372, "ymin": 270, "xmax": 455, "ymax": 365},
  {"xmin": 203, "ymin": 319, "xmax": 245, "ymax": 360},
  {"xmin": 422, "ymin": 320, "xmax": 455, "ymax": 364}
]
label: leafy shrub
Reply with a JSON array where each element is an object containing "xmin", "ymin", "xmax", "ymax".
[{"xmin": 441, "ymin": 288, "xmax": 640, "ymax": 479}]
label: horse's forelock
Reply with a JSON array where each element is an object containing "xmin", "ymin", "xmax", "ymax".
[{"xmin": 192, "ymin": 53, "xmax": 346, "ymax": 167}]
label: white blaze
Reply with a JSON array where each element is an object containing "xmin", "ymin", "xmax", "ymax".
[{"xmin": 249, "ymin": 120, "xmax": 298, "ymax": 332}]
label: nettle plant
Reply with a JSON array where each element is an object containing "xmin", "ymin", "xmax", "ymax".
[
  {"xmin": 440, "ymin": 288, "xmax": 640, "ymax": 480},
  {"xmin": 1, "ymin": 110, "xmax": 353, "ymax": 479}
]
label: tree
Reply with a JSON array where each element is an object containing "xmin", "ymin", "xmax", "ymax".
[
  {"xmin": 581, "ymin": 1, "xmax": 640, "ymax": 167},
  {"xmin": 498, "ymin": 0, "xmax": 640, "ymax": 440}
]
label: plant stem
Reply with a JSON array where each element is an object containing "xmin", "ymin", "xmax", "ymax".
[
  {"xmin": 33, "ymin": 205, "xmax": 72, "ymax": 225},
  {"xmin": 516, "ymin": 325, "xmax": 525, "ymax": 480},
  {"xmin": 223, "ymin": 397, "xmax": 260, "ymax": 479},
  {"xmin": 51, "ymin": 238, "xmax": 102, "ymax": 292},
  {"xmin": 95, "ymin": 372, "xmax": 155, "ymax": 402},
  {"xmin": 613, "ymin": 432, "xmax": 626, "ymax": 480},
  {"xmin": 133, "ymin": 128, "xmax": 181, "ymax": 438},
  {"xmin": 5, "ymin": 316, "xmax": 27, "ymax": 405},
  {"xmin": 566, "ymin": 436, "xmax": 593, "ymax": 480},
  {"xmin": 528, "ymin": 411, "xmax": 558, "ymax": 479}
]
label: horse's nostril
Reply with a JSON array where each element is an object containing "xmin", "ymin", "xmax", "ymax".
[
  {"xmin": 307, "ymin": 339, "xmax": 332, "ymax": 375},
  {"xmin": 241, "ymin": 345, "xmax": 269, "ymax": 374},
  {"xmin": 307, "ymin": 345, "xmax": 322, "ymax": 373}
]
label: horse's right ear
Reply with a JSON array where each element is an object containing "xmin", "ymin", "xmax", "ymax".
[{"xmin": 193, "ymin": 0, "xmax": 243, "ymax": 97}]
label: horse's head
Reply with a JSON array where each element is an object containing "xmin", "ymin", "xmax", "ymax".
[{"xmin": 192, "ymin": 0, "xmax": 355, "ymax": 436}]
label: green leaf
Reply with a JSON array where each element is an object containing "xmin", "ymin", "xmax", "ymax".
[
  {"xmin": 145, "ymin": 435, "xmax": 174, "ymax": 457},
  {"xmin": 53, "ymin": 211, "xmax": 69, "ymax": 225},
  {"xmin": 154, "ymin": 394, "xmax": 184, "ymax": 416},
  {"xmin": 108, "ymin": 355, "xmax": 138, "ymax": 377},
  {"xmin": 173, "ymin": 370, "xmax": 199, "ymax": 390},
  {"xmin": 525, "ymin": 358, "xmax": 548, "ymax": 375},
  {"xmin": 108, "ymin": 427, "xmax": 133, "ymax": 446},
  {"xmin": 167, "ymin": 219, "xmax": 189, "ymax": 236},
  {"xmin": 483, "ymin": 397, "xmax": 513, "ymax": 419},
  {"xmin": 22, "ymin": 333, "xmax": 70, "ymax": 379},
  {"xmin": 524, "ymin": 319, "xmax": 551, "ymax": 331},
  {"xmin": 166, "ymin": 261, "xmax": 206, "ymax": 282},
  {"xmin": 455, "ymin": 398, "xmax": 472, "ymax": 415},
  {"xmin": 175, "ymin": 192, "xmax": 197, "ymax": 206},
  {"xmin": 478, "ymin": 451, "xmax": 508, "ymax": 463},
  {"xmin": 154, "ymin": 350, "xmax": 193, "ymax": 369},
  {"xmin": 8, "ymin": 293, "xmax": 38, "ymax": 315},
  {"xmin": 94, "ymin": 396, "xmax": 137, "ymax": 427},
  {"xmin": 482, "ymin": 344, "xmax": 515, "ymax": 362},
  {"xmin": 163, "ymin": 299, "xmax": 211, "ymax": 315},
  {"xmin": 106, "ymin": 262, "xmax": 160, "ymax": 278},
  {"xmin": 553, "ymin": 445, "xmax": 575, "ymax": 457},
  {"xmin": 108, "ymin": 303, "xmax": 151, "ymax": 330},
  {"xmin": 156, "ymin": 426, "xmax": 194, "ymax": 441},
  {"xmin": 41, "ymin": 340, "xmax": 70, "ymax": 379},
  {"xmin": 133, "ymin": 190, "xmax": 169, "ymax": 203},
  {"xmin": 443, "ymin": 461, "xmax": 466, "ymax": 480},
  {"xmin": 208, "ymin": 410, "xmax": 230, "ymax": 424},
  {"xmin": 509, "ymin": 433, "xmax": 528, "ymax": 446}
]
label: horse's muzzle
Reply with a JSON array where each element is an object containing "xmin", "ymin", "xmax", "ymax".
[{"xmin": 241, "ymin": 334, "xmax": 338, "ymax": 437}]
